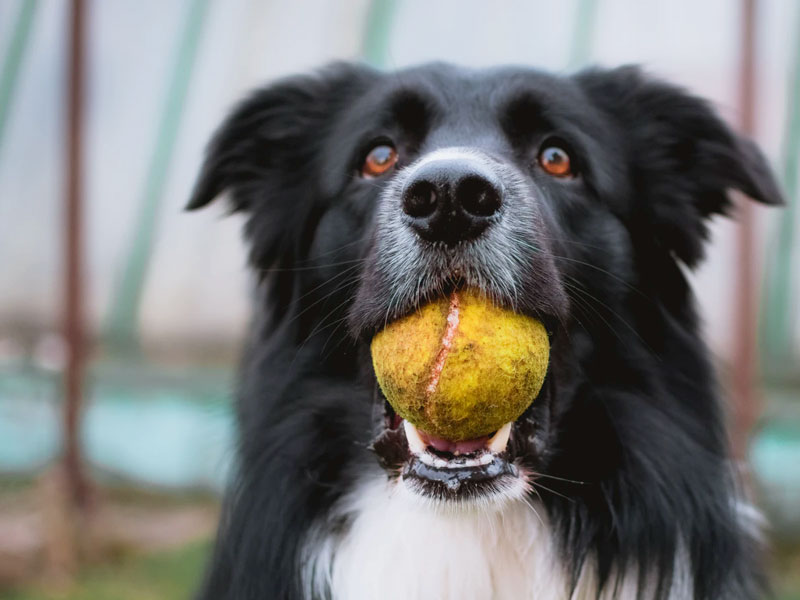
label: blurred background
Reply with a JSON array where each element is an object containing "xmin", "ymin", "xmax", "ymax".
[{"xmin": 0, "ymin": 0, "xmax": 798, "ymax": 598}]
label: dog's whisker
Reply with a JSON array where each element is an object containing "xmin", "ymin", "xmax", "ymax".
[
  {"xmin": 562, "ymin": 277, "xmax": 659, "ymax": 359},
  {"xmin": 527, "ymin": 470, "xmax": 588, "ymax": 485},
  {"xmin": 256, "ymin": 257, "xmax": 367, "ymax": 274},
  {"xmin": 298, "ymin": 289, "xmax": 358, "ymax": 346},
  {"xmin": 286, "ymin": 236, "xmax": 371, "ymax": 266},
  {"xmin": 319, "ymin": 316, "xmax": 356, "ymax": 358},
  {"xmin": 521, "ymin": 489, "xmax": 547, "ymax": 529},
  {"xmin": 290, "ymin": 263, "xmax": 364, "ymax": 306},
  {"xmin": 530, "ymin": 479, "xmax": 575, "ymax": 504},
  {"xmin": 284, "ymin": 269, "xmax": 362, "ymax": 327},
  {"xmin": 561, "ymin": 281, "xmax": 629, "ymax": 347}
]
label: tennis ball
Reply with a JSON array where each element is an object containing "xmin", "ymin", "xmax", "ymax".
[{"xmin": 370, "ymin": 288, "xmax": 549, "ymax": 442}]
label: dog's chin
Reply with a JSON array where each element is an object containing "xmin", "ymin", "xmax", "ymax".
[{"xmin": 369, "ymin": 397, "xmax": 541, "ymax": 507}]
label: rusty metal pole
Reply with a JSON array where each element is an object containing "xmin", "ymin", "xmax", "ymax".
[
  {"xmin": 63, "ymin": 0, "xmax": 89, "ymax": 508},
  {"xmin": 731, "ymin": 0, "xmax": 759, "ymax": 463}
]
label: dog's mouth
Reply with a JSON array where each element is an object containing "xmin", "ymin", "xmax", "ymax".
[
  {"xmin": 369, "ymin": 397, "xmax": 537, "ymax": 502},
  {"xmin": 365, "ymin": 283, "xmax": 556, "ymax": 502}
]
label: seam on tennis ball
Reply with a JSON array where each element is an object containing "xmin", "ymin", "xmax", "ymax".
[{"xmin": 425, "ymin": 291, "xmax": 461, "ymax": 399}]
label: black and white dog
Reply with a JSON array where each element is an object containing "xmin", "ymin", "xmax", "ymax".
[{"xmin": 188, "ymin": 63, "xmax": 782, "ymax": 599}]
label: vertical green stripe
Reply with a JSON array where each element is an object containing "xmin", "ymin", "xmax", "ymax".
[
  {"xmin": 568, "ymin": 0, "xmax": 598, "ymax": 69},
  {"xmin": 762, "ymin": 4, "xmax": 800, "ymax": 368},
  {"xmin": 361, "ymin": 0, "xmax": 397, "ymax": 67},
  {"xmin": 0, "ymin": 0, "xmax": 38, "ymax": 160},
  {"xmin": 105, "ymin": 0, "xmax": 211, "ymax": 350}
]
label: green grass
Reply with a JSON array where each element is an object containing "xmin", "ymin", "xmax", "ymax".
[
  {"xmin": 2, "ymin": 541, "xmax": 210, "ymax": 600},
  {"xmin": 776, "ymin": 569, "xmax": 800, "ymax": 600},
  {"xmin": 3, "ymin": 537, "xmax": 799, "ymax": 599}
]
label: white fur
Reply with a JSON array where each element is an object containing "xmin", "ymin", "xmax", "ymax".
[
  {"xmin": 405, "ymin": 147, "xmax": 497, "ymax": 175},
  {"xmin": 302, "ymin": 473, "xmax": 693, "ymax": 600}
]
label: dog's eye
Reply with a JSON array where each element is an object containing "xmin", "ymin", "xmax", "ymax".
[
  {"xmin": 538, "ymin": 144, "xmax": 573, "ymax": 178},
  {"xmin": 361, "ymin": 144, "xmax": 398, "ymax": 178}
]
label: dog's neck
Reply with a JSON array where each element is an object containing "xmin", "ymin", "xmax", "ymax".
[{"xmin": 303, "ymin": 474, "xmax": 691, "ymax": 600}]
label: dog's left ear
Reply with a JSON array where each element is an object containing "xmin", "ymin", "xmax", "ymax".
[{"xmin": 577, "ymin": 66, "xmax": 784, "ymax": 267}]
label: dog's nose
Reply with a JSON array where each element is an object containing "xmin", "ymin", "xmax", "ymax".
[{"xmin": 401, "ymin": 159, "xmax": 502, "ymax": 245}]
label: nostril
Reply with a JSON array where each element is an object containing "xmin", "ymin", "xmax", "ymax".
[
  {"xmin": 458, "ymin": 176, "xmax": 501, "ymax": 218},
  {"xmin": 403, "ymin": 180, "xmax": 439, "ymax": 218}
]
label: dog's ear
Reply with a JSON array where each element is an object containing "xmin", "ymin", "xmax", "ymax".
[
  {"xmin": 186, "ymin": 63, "xmax": 374, "ymax": 269},
  {"xmin": 187, "ymin": 62, "xmax": 374, "ymax": 212},
  {"xmin": 577, "ymin": 66, "xmax": 783, "ymax": 267}
]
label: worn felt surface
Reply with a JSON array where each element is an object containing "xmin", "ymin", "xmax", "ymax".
[{"xmin": 371, "ymin": 288, "xmax": 549, "ymax": 441}]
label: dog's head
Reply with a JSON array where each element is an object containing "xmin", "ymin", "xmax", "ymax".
[{"xmin": 188, "ymin": 63, "xmax": 781, "ymax": 507}]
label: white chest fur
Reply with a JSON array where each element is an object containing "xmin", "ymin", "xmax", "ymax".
[
  {"xmin": 304, "ymin": 475, "xmax": 569, "ymax": 600},
  {"xmin": 303, "ymin": 475, "xmax": 692, "ymax": 600}
]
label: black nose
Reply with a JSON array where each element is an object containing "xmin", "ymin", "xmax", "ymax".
[{"xmin": 401, "ymin": 159, "xmax": 502, "ymax": 245}]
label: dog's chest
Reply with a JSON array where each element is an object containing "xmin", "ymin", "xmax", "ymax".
[{"xmin": 305, "ymin": 478, "xmax": 570, "ymax": 600}]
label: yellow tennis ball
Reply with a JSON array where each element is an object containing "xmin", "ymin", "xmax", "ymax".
[{"xmin": 370, "ymin": 288, "xmax": 550, "ymax": 442}]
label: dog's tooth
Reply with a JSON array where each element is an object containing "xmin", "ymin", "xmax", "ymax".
[
  {"xmin": 419, "ymin": 452, "xmax": 436, "ymax": 466},
  {"xmin": 403, "ymin": 420, "xmax": 427, "ymax": 454},
  {"xmin": 487, "ymin": 422, "xmax": 513, "ymax": 453}
]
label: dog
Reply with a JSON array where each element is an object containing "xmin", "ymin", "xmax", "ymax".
[{"xmin": 187, "ymin": 63, "xmax": 783, "ymax": 599}]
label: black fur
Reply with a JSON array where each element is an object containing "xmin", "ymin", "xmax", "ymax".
[{"xmin": 188, "ymin": 63, "xmax": 782, "ymax": 599}]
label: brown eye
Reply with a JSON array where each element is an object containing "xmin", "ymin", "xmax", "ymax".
[
  {"xmin": 361, "ymin": 144, "xmax": 398, "ymax": 178},
  {"xmin": 538, "ymin": 144, "xmax": 573, "ymax": 177}
]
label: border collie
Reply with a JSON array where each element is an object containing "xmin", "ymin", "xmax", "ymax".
[{"xmin": 187, "ymin": 63, "xmax": 783, "ymax": 599}]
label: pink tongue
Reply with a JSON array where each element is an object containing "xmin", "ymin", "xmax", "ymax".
[{"xmin": 419, "ymin": 429, "xmax": 490, "ymax": 455}]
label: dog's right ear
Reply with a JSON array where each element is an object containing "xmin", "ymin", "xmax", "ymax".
[
  {"xmin": 186, "ymin": 62, "xmax": 374, "ymax": 212},
  {"xmin": 577, "ymin": 66, "xmax": 783, "ymax": 267}
]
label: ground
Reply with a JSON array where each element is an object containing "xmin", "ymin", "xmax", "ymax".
[
  {"xmin": 1, "ymin": 540, "xmax": 209, "ymax": 600},
  {"xmin": 0, "ymin": 479, "xmax": 216, "ymax": 600}
]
